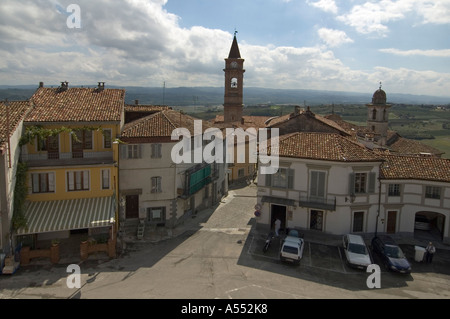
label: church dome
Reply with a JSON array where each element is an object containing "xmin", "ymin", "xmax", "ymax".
[{"xmin": 372, "ymin": 87, "xmax": 387, "ymax": 105}]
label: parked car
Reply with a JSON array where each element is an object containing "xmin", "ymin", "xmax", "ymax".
[
  {"xmin": 342, "ymin": 234, "xmax": 373, "ymax": 270},
  {"xmin": 371, "ymin": 235, "xmax": 411, "ymax": 274},
  {"xmin": 414, "ymin": 214, "xmax": 432, "ymax": 231},
  {"xmin": 280, "ymin": 233, "xmax": 304, "ymax": 265}
]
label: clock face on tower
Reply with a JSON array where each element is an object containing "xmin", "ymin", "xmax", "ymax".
[{"xmin": 230, "ymin": 61, "xmax": 238, "ymax": 69}]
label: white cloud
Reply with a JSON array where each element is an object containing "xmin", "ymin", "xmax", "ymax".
[
  {"xmin": 337, "ymin": 0, "xmax": 450, "ymax": 36},
  {"xmin": 307, "ymin": 0, "xmax": 338, "ymax": 14},
  {"xmin": 317, "ymin": 28, "xmax": 353, "ymax": 47},
  {"xmin": 380, "ymin": 48, "xmax": 450, "ymax": 57},
  {"xmin": 0, "ymin": 0, "xmax": 449, "ymax": 96}
]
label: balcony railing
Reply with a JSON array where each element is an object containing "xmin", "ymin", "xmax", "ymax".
[
  {"xmin": 299, "ymin": 194, "xmax": 336, "ymax": 211},
  {"xmin": 21, "ymin": 151, "xmax": 114, "ymax": 167}
]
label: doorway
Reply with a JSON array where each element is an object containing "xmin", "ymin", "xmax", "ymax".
[
  {"xmin": 310, "ymin": 210, "xmax": 324, "ymax": 231},
  {"xmin": 386, "ymin": 211, "xmax": 397, "ymax": 234},
  {"xmin": 271, "ymin": 204, "xmax": 286, "ymax": 233},
  {"xmin": 125, "ymin": 195, "xmax": 139, "ymax": 219}
]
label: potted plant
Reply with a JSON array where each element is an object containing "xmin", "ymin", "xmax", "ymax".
[{"xmin": 51, "ymin": 239, "xmax": 60, "ymax": 246}]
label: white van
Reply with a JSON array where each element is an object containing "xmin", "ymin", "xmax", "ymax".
[{"xmin": 280, "ymin": 235, "xmax": 304, "ymax": 265}]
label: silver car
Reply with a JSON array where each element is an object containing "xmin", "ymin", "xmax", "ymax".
[{"xmin": 343, "ymin": 234, "xmax": 373, "ymax": 270}]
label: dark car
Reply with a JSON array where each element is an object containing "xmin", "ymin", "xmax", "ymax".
[
  {"xmin": 371, "ymin": 236, "xmax": 411, "ymax": 274},
  {"xmin": 414, "ymin": 214, "xmax": 432, "ymax": 231}
]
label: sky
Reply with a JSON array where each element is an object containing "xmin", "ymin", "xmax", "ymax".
[{"xmin": 1, "ymin": 0, "xmax": 450, "ymax": 97}]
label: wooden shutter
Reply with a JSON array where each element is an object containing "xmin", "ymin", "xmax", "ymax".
[
  {"xmin": 48, "ymin": 173, "xmax": 55, "ymax": 192},
  {"xmin": 32, "ymin": 174, "xmax": 39, "ymax": 193},
  {"xmin": 349, "ymin": 173, "xmax": 355, "ymax": 196},
  {"xmin": 68, "ymin": 172, "xmax": 74, "ymax": 191},
  {"xmin": 287, "ymin": 169, "xmax": 294, "ymax": 189},
  {"xmin": 120, "ymin": 145, "xmax": 127, "ymax": 159},
  {"xmin": 83, "ymin": 170, "xmax": 89, "ymax": 190}
]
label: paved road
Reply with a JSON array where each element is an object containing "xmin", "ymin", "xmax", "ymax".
[{"xmin": 1, "ymin": 184, "xmax": 450, "ymax": 301}]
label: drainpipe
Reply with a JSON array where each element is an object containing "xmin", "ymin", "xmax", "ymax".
[{"xmin": 375, "ymin": 162, "xmax": 384, "ymax": 237}]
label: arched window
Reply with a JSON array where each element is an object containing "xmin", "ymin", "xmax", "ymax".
[
  {"xmin": 372, "ymin": 109, "xmax": 377, "ymax": 120},
  {"xmin": 231, "ymin": 78, "xmax": 238, "ymax": 88},
  {"xmin": 383, "ymin": 109, "xmax": 387, "ymax": 121}
]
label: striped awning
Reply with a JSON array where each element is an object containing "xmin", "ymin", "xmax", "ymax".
[{"xmin": 16, "ymin": 196, "xmax": 116, "ymax": 235}]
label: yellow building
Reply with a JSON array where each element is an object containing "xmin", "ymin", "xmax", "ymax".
[{"xmin": 16, "ymin": 82, "xmax": 124, "ymax": 253}]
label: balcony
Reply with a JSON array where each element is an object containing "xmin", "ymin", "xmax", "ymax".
[
  {"xmin": 299, "ymin": 194, "xmax": 336, "ymax": 211},
  {"xmin": 21, "ymin": 151, "xmax": 114, "ymax": 167}
]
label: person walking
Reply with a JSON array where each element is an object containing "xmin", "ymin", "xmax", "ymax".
[
  {"xmin": 425, "ymin": 242, "xmax": 436, "ymax": 263},
  {"xmin": 274, "ymin": 218, "xmax": 281, "ymax": 237}
]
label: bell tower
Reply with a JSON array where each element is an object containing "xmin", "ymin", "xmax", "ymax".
[
  {"xmin": 223, "ymin": 32, "xmax": 245, "ymax": 123},
  {"xmin": 366, "ymin": 82, "xmax": 392, "ymax": 146}
]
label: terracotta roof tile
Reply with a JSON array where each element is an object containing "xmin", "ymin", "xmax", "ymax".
[
  {"xmin": 387, "ymin": 136, "xmax": 444, "ymax": 156},
  {"xmin": 121, "ymin": 109, "xmax": 213, "ymax": 140},
  {"xmin": 264, "ymin": 132, "xmax": 382, "ymax": 162},
  {"xmin": 0, "ymin": 100, "xmax": 32, "ymax": 149},
  {"xmin": 26, "ymin": 87, "xmax": 125, "ymax": 123},
  {"xmin": 380, "ymin": 155, "xmax": 450, "ymax": 182}
]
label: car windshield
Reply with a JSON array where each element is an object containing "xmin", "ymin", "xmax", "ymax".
[
  {"xmin": 283, "ymin": 246, "xmax": 299, "ymax": 255},
  {"xmin": 384, "ymin": 245, "xmax": 405, "ymax": 258},
  {"xmin": 348, "ymin": 243, "xmax": 368, "ymax": 255}
]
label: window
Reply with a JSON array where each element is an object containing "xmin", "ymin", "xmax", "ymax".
[
  {"xmin": 101, "ymin": 169, "xmax": 110, "ymax": 190},
  {"xmin": 354, "ymin": 173, "xmax": 366, "ymax": 193},
  {"xmin": 425, "ymin": 186, "xmax": 441, "ymax": 199},
  {"xmin": 103, "ymin": 129, "xmax": 112, "ymax": 149},
  {"xmin": 73, "ymin": 130, "xmax": 93, "ymax": 150},
  {"xmin": 266, "ymin": 168, "xmax": 294, "ymax": 189},
  {"xmin": 349, "ymin": 172, "xmax": 376, "ymax": 195},
  {"xmin": 388, "ymin": 184, "xmax": 400, "ymax": 197},
  {"xmin": 231, "ymin": 78, "xmax": 238, "ymax": 88},
  {"xmin": 120, "ymin": 144, "xmax": 141, "ymax": 159},
  {"xmin": 146, "ymin": 207, "xmax": 166, "ymax": 224},
  {"xmin": 151, "ymin": 144, "xmax": 162, "ymax": 158},
  {"xmin": 31, "ymin": 172, "xmax": 55, "ymax": 193},
  {"xmin": 67, "ymin": 170, "xmax": 89, "ymax": 191},
  {"xmin": 238, "ymin": 168, "xmax": 245, "ymax": 178},
  {"xmin": 151, "ymin": 176, "xmax": 162, "ymax": 193},
  {"xmin": 372, "ymin": 109, "xmax": 377, "ymax": 120},
  {"xmin": 310, "ymin": 171, "xmax": 325, "ymax": 198}
]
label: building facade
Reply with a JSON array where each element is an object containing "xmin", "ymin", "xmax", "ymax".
[
  {"xmin": 119, "ymin": 109, "xmax": 227, "ymax": 231},
  {"xmin": 16, "ymin": 82, "xmax": 123, "ymax": 249},
  {"xmin": 0, "ymin": 100, "xmax": 31, "ymax": 255}
]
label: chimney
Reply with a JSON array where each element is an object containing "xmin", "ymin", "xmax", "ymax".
[
  {"xmin": 39, "ymin": 82, "xmax": 44, "ymax": 88},
  {"xmin": 135, "ymin": 99, "xmax": 139, "ymax": 105},
  {"xmin": 59, "ymin": 81, "xmax": 69, "ymax": 92},
  {"xmin": 294, "ymin": 105, "xmax": 301, "ymax": 115},
  {"xmin": 97, "ymin": 82, "xmax": 105, "ymax": 91}
]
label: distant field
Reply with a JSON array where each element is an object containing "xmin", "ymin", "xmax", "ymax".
[{"xmin": 420, "ymin": 137, "xmax": 450, "ymax": 159}]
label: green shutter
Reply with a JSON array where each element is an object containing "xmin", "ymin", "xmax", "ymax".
[
  {"xmin": 288, "ymin": 169, "xmax": 294, "ymax": 189},
  {"xmin": 349, "ymin": 173, "xmax": 355, "ymax": 196}
]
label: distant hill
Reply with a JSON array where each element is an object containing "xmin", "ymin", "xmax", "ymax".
[{"xmin": 1, "ymin": 85, "xmax": 449, "ymax": 106}]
